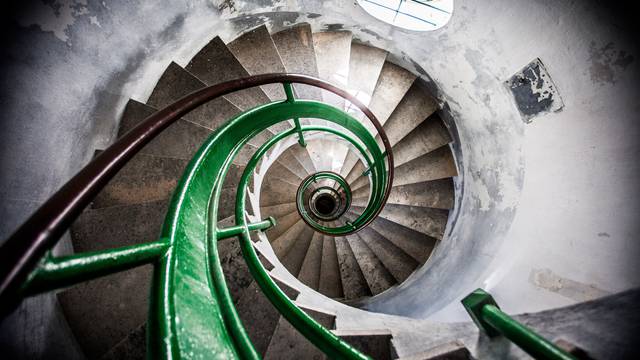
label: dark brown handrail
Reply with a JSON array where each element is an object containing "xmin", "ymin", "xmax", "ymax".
[{"xmin": 0, "ymin": 73, "xmax": 393, "ymax": 313}]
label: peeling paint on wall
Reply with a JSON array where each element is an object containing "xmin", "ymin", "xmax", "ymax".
[{"xmin": 505, "ymin": 58, "xmax": 563, "ymax": 123}]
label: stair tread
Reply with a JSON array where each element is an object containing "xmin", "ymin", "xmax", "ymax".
[
  {"xmin": 354, "ymin": 203, "xmax": 449, "ymax": 240},
  {"xmin": 313, "ymin": 31, "xmax": 352, "ymax": 110},
  {"xmin": 264, "ymin": 308, "xmax": 334, "ymax": 360},
  {"xmin": 260, "ymin": 177, "xmax": 299, "ymax": 207},
  {"xmin": 353, "ymin": 178, "xmax": 455, "ymax": 210},
  {"xmin": 117, "ymin": 100, "xmax": 212, "ymax": 160},
  {"xmin": 368, "ymin": 61, "xmax": 417, "ymax": 125},
  {"xmin": 264, "ymin": 210, "xmax": 301, "ymax": 241},
  {"xmin": 357, "ymin": 226, "xmax": 419, "ymax": 284},
  {"xmin": 335, "ymin": 236, "xmax": 371, "ymax": 300},
  {"xmin": 351, "ymin": 145, "xmax": 456, "ymax": 192},
  {"xmin": 391, "ymin": 113, "xmax": 452, "ymax": 167},
  {"xmin": 276, "ymin": 148, "xmax": 315, "ymax": 179},
  {"xmin": 185, "ymin": 36, "xmax": 270, "ymax": 110},
  {"xmin": 297, "ymin": 232, "xmax": 324, "ymax": 291},
  {"xmin": 381, "ymin": 82, "xmax": 438, "ymax": 147},
  {"xmin": 346, "ymin": 234, "xmax": 396, "ymax": 295},
  {"xmin": 91, "ymin": 151, "xmax": 187, "ymax": 209},
  {"xmin": 270, "ymin": 219, "xmax": 308, "ymax": 258},
  {"xmin": 272, "ymin": 23, "xmax": 323, "ymax": 101},
  {"xmin": 348, "ymin": 43, "xmax": 387, "ymax": 98},
  {"xmin": 319, "ymin": 235, "xmax": 344, "ymax": 298},
  {"xmin": 146, "ymin": 61, "xmax": 240, "ymax": 130},
  {"xmin": 367, "ymin": 215, "xmax": 437, "ymax": 264},
  {"xmin": 235, "ymin": 278, "xmax": 299, "ymax": 356},
  {"xmin": 227, "ymin": 25, "xmax": 287, "ymax": 102},
  {"xmin": 280, "ymin": 225, "xmax": 315, "ymax": 277}
]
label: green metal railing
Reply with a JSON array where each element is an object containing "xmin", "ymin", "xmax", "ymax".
[
  {"xmin": 296, "ymin": 171, "xmax": 353, "ymax": 231},
  {"xmin": 462, "ymin": 289, "xmax": 577, "ymax": 360}
]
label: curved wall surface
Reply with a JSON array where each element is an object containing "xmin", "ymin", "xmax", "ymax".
[{"xmin": 1, "ymin": 0, "xmax": 638, "ymax": 356}]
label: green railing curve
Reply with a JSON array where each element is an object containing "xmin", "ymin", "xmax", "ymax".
[{"xmin": 0, "ymin": 74, "xmax": 393, "ymax": 359}]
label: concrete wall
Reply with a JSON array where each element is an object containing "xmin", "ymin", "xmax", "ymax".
[{"xmin": 0, "ymin": 0, "xmax": 638, "ymax": 356}]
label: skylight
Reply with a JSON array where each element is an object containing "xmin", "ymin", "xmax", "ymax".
[{"xmin": 357, "ymin": 0, "xmax": 453, "ymax": 31}]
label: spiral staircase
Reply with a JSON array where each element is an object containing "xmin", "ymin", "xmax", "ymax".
[{"xmin": 1, "ymin": 20, "xmax": 624, "ymax": 360}]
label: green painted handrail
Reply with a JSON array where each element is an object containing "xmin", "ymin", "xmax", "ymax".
[
  {"xmin": 152, "ymin": 98, "xmax": 384, "ymax": 359},
  {"xmin": 462, "ymin": 289, "xmax": 577, "ymax": 360},
  {"xmin": 296, "ymin": 171, "xmax": 354, "ymax": 233}
]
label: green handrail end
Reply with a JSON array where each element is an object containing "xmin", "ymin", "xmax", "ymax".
[
  {"xmin": 283, "ymin": 82, "xmax": 295, "ymax": 103},
  {"xmin": 461, "ymin": 288, "xmax": 501, "ymax": 337},
  {"xmin": 21, "ymin": 239, "xmax": 169, "ymax": 297},
  {"xmin": 462, "ymin": 288, "xmax": 577, "ymax": 360},
  {"xmin": 216, "ymin": 217, "xmax": 277, "ymax": 240}
]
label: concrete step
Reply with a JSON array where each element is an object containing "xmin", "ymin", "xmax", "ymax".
[
  {"xmin": 272, "ymin": 23, "xmax": 323, "ymax": 102},
  {"xmin": 335, "ymin": 236, "xmax": 371, "ymax": 300},
  {"xmin": 351, "ymin": 145, "xmax": 457, "ymax": 192},
  {"xmin": 286, "ymin": 143, "xmax": 317, "ymax": 175},
  {"xmin": 265, "ymin": 161, "xmax": 304, "ymax": 185},
  {"xmin": 146, "ymin": 61, "xmax": 240, "ymax": 130},
  {"xmin": 335, "ymin": 331, "xmax": 393, "ymax": 360},
  {"xmin": 356, "ymin": 226, "xmax": 419, "ymax": 284},
  {"xmin": 319, "ymin": 235, "xmax": 344, "ymax": 298},
  {"xmin": 339, "ymin": 149, "xmax": 361, "ymax": 180},
  {"xmin": 63, "ymin": 200, "xmax": 167, "ymax": 358},
  {"xmin": 297, "ymin": 232, "xmax": 324, "ymax": 291},
  {"xmin": 264, "ymin": 210, "xmax": 300, "ymax": 241},
  {"xmin": 305, "ymin": 138, "xmax": 335, "ymax": 171},
  {"xmin": 346, "ymin": 234, "xmax": 396, "ymax": 295},
  {"xmin": 356, "ymin": 203, "xmax": 449, "ymax": 240},
  {"xmin": 353, "ymin": 178, "xmax": 455, "ymax": 210},
  {"xmin": 260, "ymin": 177, "xmax": 299, "ymax": 207},
  {"xmin": 260, "ymin": 202, "xmax": 298, "ymax": 219},
  {"xmin": 276, "ymin": 148, "xmax": 314, "ymax": 179},
  {"xmin": 312, "ymin": 31, "xmax": 352, "ymax": 110},
  {"xmin": 91, "ymin": 152, "xmax": 187, "ymax": 209},
  {"xmin": 270, "ymin": 219, "xmax": 309, "ymax": 258},
  {"xmin": 185, "ymin": 36, "xmax": 271, "ymax": 110},
  {"xmin": 368, "ymin": 61, "xmax": 417, "ymax": 125},
  {"xmin": 100, "ymin": 323, "xmax": 145, "ymax": 360},
  {"xmin": 348, "ymin": 43, "xmax": 387, "ymax": 98},
  {"xmin": 227, "ymin": 25, "xmax": 286, "ymax": 102},
  {"xmin": 117, "ymin": 100, "xmax": 212, "ymax": 160},
  {"xmin": 264, "ymin": 308, "xmax": 335, "ymax": 360},
  {"xmin": 280, "ymin": 225, "xmax": 315, "ymax": 277},
  {"xmin": 235, "ymin": 278, "xmax": 299, "ymax": 356},
  {"xmin": 342, "ymin": 81, "xmax": 438, "ymax": 181},
  {"xmin": 368, "ymin": 216, "xmax": 437, "ymax": 264},
  {"xmin": 391, "ymin": 113, "xmax": 452, "ymax": 167}
]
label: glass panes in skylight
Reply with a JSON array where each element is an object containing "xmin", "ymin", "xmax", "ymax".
[{"xmin": 357, "ymin": 0, "xmax": 453, "ymax": 31}]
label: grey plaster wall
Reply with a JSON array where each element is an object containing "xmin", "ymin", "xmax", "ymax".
[{"xmin": 0, "ymin": 0, "xmax": 638, "ymax": 356}]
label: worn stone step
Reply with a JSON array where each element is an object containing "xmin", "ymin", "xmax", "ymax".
[
  {"xmin": 260, "ymin": 177, "xmax": 299, "ymax": 207},
  {"xmin": 117, "ymin": 100, "xmax": 212, "ymax": 160},
  {"xmin": 260, "ymin": 202, "xmax": 298, "ymax": 219},
  {"xmin": 185, "ymin": 36, "xmax": 271, "ymax": 110},
  {"xmin": 265, "ymin": 161, "xmax": 304, "ymax": 186},
  {"xmin": 351, "ymin": 145, "xmax": 457, "ymax": 192},
  {"xmin": 264, "ymin": 308, "xmax": 335, "ymax": 360},
  {"xmin": 342, "ymin": 81, "xmax": 438, "ymax": 181},
  {"xmin": 63, "ymin": 200, "xmax": 167, "ymax": 358},
  {"xmin": 280, "ymin": 225, "xmax": 315, "ymax": 277},
  {"xmin": 272, "ymin": 23, "xmax": 322, "ymax": 102},
  {"xmin": 391, "ymin": 113, "xmax": 452, "ymax": 167},
  {"xmin": 367, "ymin": 215, "xmax": 437, "ymax": 264},
  {"xmin": 313, "ymin": 31, "xmax": 352, "ymax": 110},
  {"xmin": 235, "ymin": 278, "xmax": 299, "ymax": 356},
  {"xmin": 91, "ymin": 152, "xmax": 187, "ymax": 209},
  {"xmin": 339, "ymin": 149, "xmax": 361, "ymax": 180},
  {"xmin": 146, "ymin": 61, "xmax": 240, "ymax": 130},
  {"xmin": 368, "ymin": 61, "xmax": 417, "ymax": 125},
  {"xmin": 355, "ymin": 203, "xmax": 449, "ymax": 240},
  {"xmin": 348, "ymin": 43, "xmax": 387, "ymax": 98},
  {"xmin": 305, "ymin": 138, "xmax": 336, "ymax": 171},
  {"xmin": 346, "ymin": 234, "xmax": 396, "ymax": 295},
  {"xmin": 319, "ymin": 235, "xmax": 344, "ymax": 298},
  {"xmin": 335, "ymin": 331, "xmax": 393, "ymax": 360},
  {"xmin": 100, "ymin": 323, "xmax": 145, "ymax": 360},
  {"xmin": 335, "ymin": 236, "xmax": 371, "ymax": 300},
  {"xmin": 276, "ymin": 147, "xmax": 314, "ymax": 179},
  {"xmin": 264, "ymin": 210, "xmax": 300, "ymax": 241},
  {"xmin": 286, "ymin": 142, "xmax": 317, "ymax": 175},
  {"xmin": 297, "ymin": 232, "xmax": 324, "ymax": 291},
  {"xmin": 353, "ymin": 178, "xmax": 455, "ymax": 210},
  {"xmin": 228, "ymin": 25, "xmax": 287, "ymax": 102},
  {"xmin": 270, "ymin": 219, "xmax": 309, "ymax": 258},
  {"xmin": 356, "ymin": 226, "xmax": 419, "ymax": 284}
]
